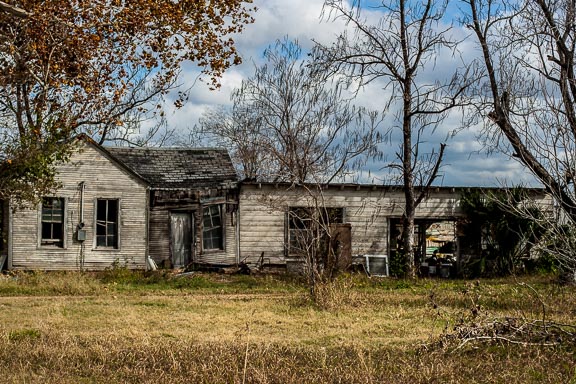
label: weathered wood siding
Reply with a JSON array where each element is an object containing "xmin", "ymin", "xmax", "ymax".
[
  {"xmin": 148, "ymin": 209, "xmax": 171, "ymax": 265},
  {"xmin": 9, "ymin": 142, "xmax": 148, "ymax": 270},
  {"xmin": 238, "ymin": 184, "xmax": 462, "ymax": 266},
  {"xmin": 148, "ymin": 196, "xmax": 238, "ymax": 267},
  {"xmin": 194, "ymin": 204, "xmax": 238, "ymax": 265}
]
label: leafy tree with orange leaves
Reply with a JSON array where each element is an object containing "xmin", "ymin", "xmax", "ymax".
[{"xmin": 0, "ymin": 0, "xmax": 254, "ymax": 203}]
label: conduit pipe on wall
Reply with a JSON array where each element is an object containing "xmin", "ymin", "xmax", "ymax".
[{"xmin": 79, "ymin": 181, "xmax": 85, "ymax": 225}]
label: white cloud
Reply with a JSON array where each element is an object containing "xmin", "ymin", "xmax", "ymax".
[
  {"xmin": 161, "ymin": 0, "xmax": 535, "ymax": 187},
  {"xmin": 238, "ymin": 0, "xmax": 346, "ymax": 50}
]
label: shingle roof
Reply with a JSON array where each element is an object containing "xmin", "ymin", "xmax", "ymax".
[{"xmin": 106, "ymin": 147, "xmax": 238, "ymax": 189}]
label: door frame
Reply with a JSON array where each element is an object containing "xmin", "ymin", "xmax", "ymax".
[{"xmin": 169, "ymin": 211, "xmax": 195, "ymax": 268}]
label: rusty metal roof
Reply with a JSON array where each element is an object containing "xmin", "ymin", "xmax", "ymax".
[{"xmin": 106, "ymin": 147, "xmax": 238, "ymax": 190}]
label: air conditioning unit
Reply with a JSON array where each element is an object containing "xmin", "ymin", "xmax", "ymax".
[{"xmin": 365, "ymin": 255, "xmax": 389, "ymax": 277}]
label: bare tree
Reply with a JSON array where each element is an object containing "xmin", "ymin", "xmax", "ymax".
[
  {"xmin": 203, "ymin": 38, "xmax": 381, "ymax": 298},
  {"xmin": 313, "ymin": 0, "xmax": 472, "ymax": 277},
  {"xmin": 463, "ymin": 0, "xmax": 576, "ymax": 275},
  {"xmin": 201, "ymin": 38, "xmax": 382, "ymax": 183},
  {"xmin": 200, "ymin": 105, "xmax": 275, "ymax": 181}
]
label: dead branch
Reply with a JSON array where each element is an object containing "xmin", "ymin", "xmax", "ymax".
[
  {"xmin": 430, "ymin": 317, "xmax": 576, "ymax": 353},
  {"xmin": 453, "ymin": 335, "xmax": 559, "ymax": 351},
  {"xmin": 0, "ymin": 1, "xmax": 29, "ymax": 18}
]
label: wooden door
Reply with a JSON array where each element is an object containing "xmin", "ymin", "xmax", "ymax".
[{"xmin": 170, "ymin": 212, "xmax": 193, "ymax": 268}]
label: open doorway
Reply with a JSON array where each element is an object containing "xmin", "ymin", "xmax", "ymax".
[{"xmin": 389, "ymin": 218, "xmax": 457, "ymax": 277}]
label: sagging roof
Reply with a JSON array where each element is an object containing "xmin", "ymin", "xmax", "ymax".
[{"xmin": 106, "ymin": 146, "xmax": 238, "ymax": 190}]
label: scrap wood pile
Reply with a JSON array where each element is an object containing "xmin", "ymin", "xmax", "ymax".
[{"xmin": 426, "ymin": 317, "xmax": 576, "ymax": 352}]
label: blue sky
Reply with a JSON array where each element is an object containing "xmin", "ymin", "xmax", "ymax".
[{"xmin": 161, "ymin": 0, "xmax": 537, "ymax": 187}]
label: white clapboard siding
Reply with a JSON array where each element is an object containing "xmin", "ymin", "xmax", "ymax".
[
  {"xmin": 239, "ymin": 183, "xmax": 554, "ymax": 268},
  {"xmin": 9, "ymin": 141, "xmax": 148, "ymax": 270},
  {"xmin": 239, "ymin": 185, "xmax": 395, "ymax": 265},
  {"xmin": 238, "ymin": 184, "xmax": 474, "ymax": 266}
]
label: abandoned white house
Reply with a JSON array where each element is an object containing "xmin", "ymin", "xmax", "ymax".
[
  {"xmin": 1, "ymin": 137, "xmax": 239, "ymax": 270},
  {"xmin": 107, "ymin": 145, "xmax": 239, "ymax": 268},
  {"xmin": 238, "ymin": 182, "xmax": 551, "ymax": 275},
  {"xmin": 0, "ymin": 139, "xmax": 551, "ymax": 274}
]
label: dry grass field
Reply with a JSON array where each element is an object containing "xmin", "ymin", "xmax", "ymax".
[{"xmin": 0, "ymin": 270, "xmax": 574, "ymax": 383}]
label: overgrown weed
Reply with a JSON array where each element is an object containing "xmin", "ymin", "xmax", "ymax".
[
  {"xmin": 0, "ymin": 270, "xmax": 102, "ymax": 296},
  {"xmin": 0, "ymin": 269, "xmax": 303, "ymax": 296},
  {"xmin": 7, "ymin": 328, "xmax": 41, "ymax": 342},
  {"xmin": 425, "ymin": 278, "xmax": 576, "ymax": 354},
  {"xmin": 0, "ymin": 272, "xmax": 574, "ymax": 382},
  {"xmin": 0, "ymin": 332, "xmax": 573, "ymax": 383}
]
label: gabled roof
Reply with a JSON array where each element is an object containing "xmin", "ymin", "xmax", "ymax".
[
  {"xmin": 106, "ymin": 146, "xmax": 238, "ymax": 190},
  {"xmin": 74, "ymin": 135, "xmax": 149, "ymax": 187}
]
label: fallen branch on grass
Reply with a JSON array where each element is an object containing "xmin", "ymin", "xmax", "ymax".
[
  {"xmin": 453, "ymin": 335, "xmax": 559, "ymax": 351},
  {"xmin": 429, "ymin": 317, "xmax": 576, "ymax": 353}
]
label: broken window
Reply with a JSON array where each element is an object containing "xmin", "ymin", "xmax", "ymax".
[
  {"xmin": 96, "ymin": 199, "xmax": 119, "ymax": 248},
  {"xmin": 41, "ymin": 197, "xmax": 64, "ymax": 247},
  {"xmin": 288, "ymin": 207, "xmax": 313, "ymax": 255},
  {"xmin": 287, "ymin": 207, "xmax": 344, "ymax": 256},
  {"xmin": 202, "ymin": 204, "xmax": 223, "ymax": 251}
]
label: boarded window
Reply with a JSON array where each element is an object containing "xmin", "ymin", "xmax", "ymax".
[
  {"xmin": 202, "ymin": 205, "xmax": 223, "ymax": 250},
  {"xmin": 41, "ymin": 197, "xmax": 64, "ymax": 247},
  {"xmin": 96, "ymin": 199, "xmax": 119, "ymax": 248}
]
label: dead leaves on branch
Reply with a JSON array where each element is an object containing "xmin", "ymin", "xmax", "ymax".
[
  {"xmin": 2, "ymin": 0, "xmax": 254, "ymax": 80},
  {"xmin": 0, "ymin": 0, "xmax": 255, "ymax": 135},
  {"xmin": 0, "ymin": 0, "xmax": 254, "ymax": 202}
]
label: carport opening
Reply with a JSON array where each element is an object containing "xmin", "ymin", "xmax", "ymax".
[{"xmin": 389, "ymin": 218, "xmax": 457, "ymax": 277}]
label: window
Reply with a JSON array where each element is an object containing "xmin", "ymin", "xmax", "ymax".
[
  {"xmin": 41, "ymin": 197, "xmax": 64, "ymax": 247},
  {"xmin": 287, "ymin": 207, "xmax": 344, "ymax": 255},
  {"xmin": 96, "ymin": 199, "xmax": 119, "ymax": 248},
  {"xmin": 324, "ymin": 207, "xmax": 345, "ymax": 224},
  {"xmin": 288, "ymin": 207, "xmax": 313, "ymax": 255},
  {"xmin": 202, "ymin": 204, "xmax": 223, "ymax": 250}
]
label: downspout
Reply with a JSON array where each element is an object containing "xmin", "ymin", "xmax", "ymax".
[
  {"xmin": 78, "ymin": 181, "xmax": 86, "ymax": 271},
  {"xmin": 235, "ymin": 183, "xmax": 241, "ymax": 266},
  {"xmin": 236, "ymin": 208, "xmax": 241, "ymax": 265},
  {"xmin": 145, "ymin": 187, "xmax": 155, "ymax": 270},
  {"xmin": 7, "ymin": 200, "xmax": 13, "ymax": 269}
]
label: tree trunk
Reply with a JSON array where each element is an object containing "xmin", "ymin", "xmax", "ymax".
[
  {"xmin": 402, "ymin": 212, "xmax": 416, "ymax": 278},
  {"xmin": 402, "ymin": 107, "xmax": 417, "ymax": 277}
]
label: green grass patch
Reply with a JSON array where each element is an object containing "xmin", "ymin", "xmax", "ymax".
[
  {"xmin": 0, "ymin": 270, "xmax": 303, "ymax": 296},
  {"xmin": 8, "ymin": 328, "xmax": 41, "ymax": 342}
]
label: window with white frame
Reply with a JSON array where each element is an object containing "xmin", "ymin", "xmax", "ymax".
[
  {"xmin": 202, "ymin": 204, "xmax": 223, "ymax": 251},
  {"xmin": 41, "ymin": 197, "xmax": 65, "ymax": 247},
  {"xmin": 96, "ymin": 199, "xmax": 119, "ymax": 248}
]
